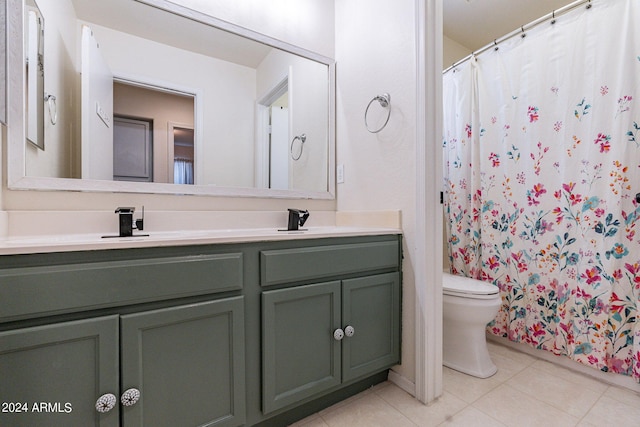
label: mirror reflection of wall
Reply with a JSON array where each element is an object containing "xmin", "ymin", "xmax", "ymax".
[{"xmin": 25, "ymin": 0, "xmax": 44, "ymax": 150}]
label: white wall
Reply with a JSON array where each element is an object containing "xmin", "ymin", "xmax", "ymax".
[{"xmin": 335, "ymin": 0, "xmax": 417, "ymax": 385}]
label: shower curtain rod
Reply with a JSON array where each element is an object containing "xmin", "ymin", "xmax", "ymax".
[{"xmin": 443, "ymin": 0, "xmax": 592, "ymax": 74}]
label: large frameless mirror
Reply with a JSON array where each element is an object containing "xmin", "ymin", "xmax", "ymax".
[{"xmin": 6, "ymin": 0, "xmax": 335, "ymax": 199}]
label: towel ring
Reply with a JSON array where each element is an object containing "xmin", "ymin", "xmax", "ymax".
[
  {"xmin": 290, "ymin": 134, "xmax": 306, "ymax": 161},
  {"xmin": 365, "ymin": 93, "xmax": 391, "ymax": 133},
  {"xmin": 44, "ymin": 93, "xmax": 57, "ymax": 125}
]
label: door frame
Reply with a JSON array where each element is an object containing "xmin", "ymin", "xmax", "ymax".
[
  {"xmin": 255, "ymin": 70, "xmax": 292, "ymax": 189},
  {"xmin": 167, "ymin": 122, "xmax": 195, "ymax": 184}
]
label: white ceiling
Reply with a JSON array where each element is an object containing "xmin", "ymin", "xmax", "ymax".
[{"xmin": 444, "ymin": 0, "xmax": 579, "ymax": 51}]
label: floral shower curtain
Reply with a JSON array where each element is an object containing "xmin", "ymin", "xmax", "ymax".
[{"xmin": 443, "ymin": 0, "xmax": 640, "ymax": 381}]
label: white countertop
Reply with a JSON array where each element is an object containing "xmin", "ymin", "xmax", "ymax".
[{"xmin": 0, "ymin": 226, "xmax": 402, "ymax": 255}]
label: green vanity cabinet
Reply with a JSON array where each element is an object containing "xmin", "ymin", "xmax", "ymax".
[
  {"xmin": 0, "ymin": 315, "xmax": 120, "ymax": 427},
  {"xmin": 260, "ymin": 240, "xmax": 401, "ymax": 415},
  {"xmin": 262, "ymin": 273, "xmax": 400, "ymax": 414},
  {"xmin": 0, "ymin": 297, "xmax": 245, "ymax": 427},
  {"xmin": 0, "ymin": 233, "xmax": 402, "ymax": 427}
]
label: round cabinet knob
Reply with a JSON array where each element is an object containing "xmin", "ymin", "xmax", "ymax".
[
  {"xmin": 95, "ymin": 393, "xmax": 117, "ymax": 413},
  {"xmin": 344, "ymin": 325, "xmax": 355, "ymax": 337},
  {"xmin": 121, "ymin": 388, "xmax": 141, "ymax": 407},
  {"xmin": 333, "ymin": 328, "xmax": 344, "ymax": 341}
]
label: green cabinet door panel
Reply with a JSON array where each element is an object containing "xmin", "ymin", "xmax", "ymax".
[
  {"xmin": 0, "ymin": 315, "xmax": 120, "ymax": 427},
  {"xmin": 262, "ymin": 282, "xmax": 342, "ymax": 414},
  {"xmin": 120, "ymin": 297, "xmax": 246, "ymax": 427},
  {"xmin": 341, "ymin": 273, "xmax": 401, "ymax": 382}
]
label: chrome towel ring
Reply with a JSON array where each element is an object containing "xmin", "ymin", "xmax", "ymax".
[
  {"xmin": 290, "ymin": 133, "xmax": 306, "ymax": 161},
  {"xmin": 365, "ymin": 93, "xmax": 391, "ymax": 133}
]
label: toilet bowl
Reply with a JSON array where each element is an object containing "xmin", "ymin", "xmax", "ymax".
[{"xmin": 443, "ymin": 272, "xmax": 501, "ymax": 378}]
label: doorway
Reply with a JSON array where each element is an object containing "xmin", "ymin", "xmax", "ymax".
[
  {"xmin": 170, "ymin": 124, "xmax": 195, "ymax": 185},
  {"xmin": 256, "ymin": 73, "xmax": 291, "ymax": 189},
  {"xmin": 113, "ymin": 80, "xmax": 196, "ymax": 184}
]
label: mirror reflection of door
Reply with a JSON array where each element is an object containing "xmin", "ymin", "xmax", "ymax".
[
  {"xmin": 81, "ymin": 25, "xmax": 113, "ymax": 180},
  {"xmin": 113, "ymin": 116, "xmax": 153, "ymax": 182}
]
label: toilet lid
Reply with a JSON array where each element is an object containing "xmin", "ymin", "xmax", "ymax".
[{"xmin": 443, "ymin": 273, "xmax": 499, "ymax": 297}]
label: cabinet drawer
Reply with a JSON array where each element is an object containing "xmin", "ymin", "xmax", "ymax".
[
  {"xmin": 0, "ymin": 253, "xmax": 243, "ymax": 322},
  {"xmin": 260, "ymin": 240, "xmax": 399, "ymax": 286}
]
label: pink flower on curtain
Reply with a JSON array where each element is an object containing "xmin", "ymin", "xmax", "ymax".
[
  {"xmin": 594, "ymin": 133, "xmax": 611, "ymax": 153},
  {"xmin": 554, "ymin": 121, "xmax": 563, "ymax": 132},
  {"xmin": 527, "ymin": 106, "xmax": 539, "ymax": 122},
  {"xmin": 616, "ymin": 95, "xmax": 633, "ymax": 117},
  {"xmin": 581, "ymin": 267, "xmax": 601, "ymax": 285}
]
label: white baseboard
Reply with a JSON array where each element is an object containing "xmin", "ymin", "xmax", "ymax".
[{"xmin": 388, "ymin": 369, "xmax": 416, "ymax": 397}]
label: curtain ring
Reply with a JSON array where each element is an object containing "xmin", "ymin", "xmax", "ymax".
[
  {"xmin": 44, "ymin": 93, "xmax": 57, "ymax": 125},
  {"xmin": 493, "ymin": 40, "xmax": 499, "ymax": 51},
  {"xmin": 521, "ymin": 26, "xmax": 526, "ymax": 38},
  {"xmin": 551, "ymin": 11, "xmax": 556, "ymax": 25},
  {"xmin": 364, "ymin": 93, "xmax": 391, "ymax": 133},
  {"xmin": 290, "ymin": 133, "xmax": 306, "ymax": 161}
]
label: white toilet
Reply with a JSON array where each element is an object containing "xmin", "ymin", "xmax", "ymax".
[{"xmin": 443, "ymin": 272, "xmax": 501, "ymax": 378}]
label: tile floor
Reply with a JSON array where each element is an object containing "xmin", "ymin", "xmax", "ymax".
[{"xmin": 290, "ymin": 341, "xmax": 640, "ymax": 427}]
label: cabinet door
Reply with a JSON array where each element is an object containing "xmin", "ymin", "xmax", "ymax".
[
  {"xmin": 262, "ymin": 281, "xmax": 341, "ymax": 414},
  {"xmin": 120, "ymin": 297, "xmax": 245, "ymax": 427},
  {"xmin": 0, "ymin": 315, "xmax": 120, "ymax": 427},
  {"xmin": 342, "ymin": 273, "xmax": 400, "ymax": 382}
]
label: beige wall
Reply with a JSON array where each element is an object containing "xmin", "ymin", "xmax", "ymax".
[{"xmin": 443, "ymin": 35, "xmax": 471, "ymax": 68}]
